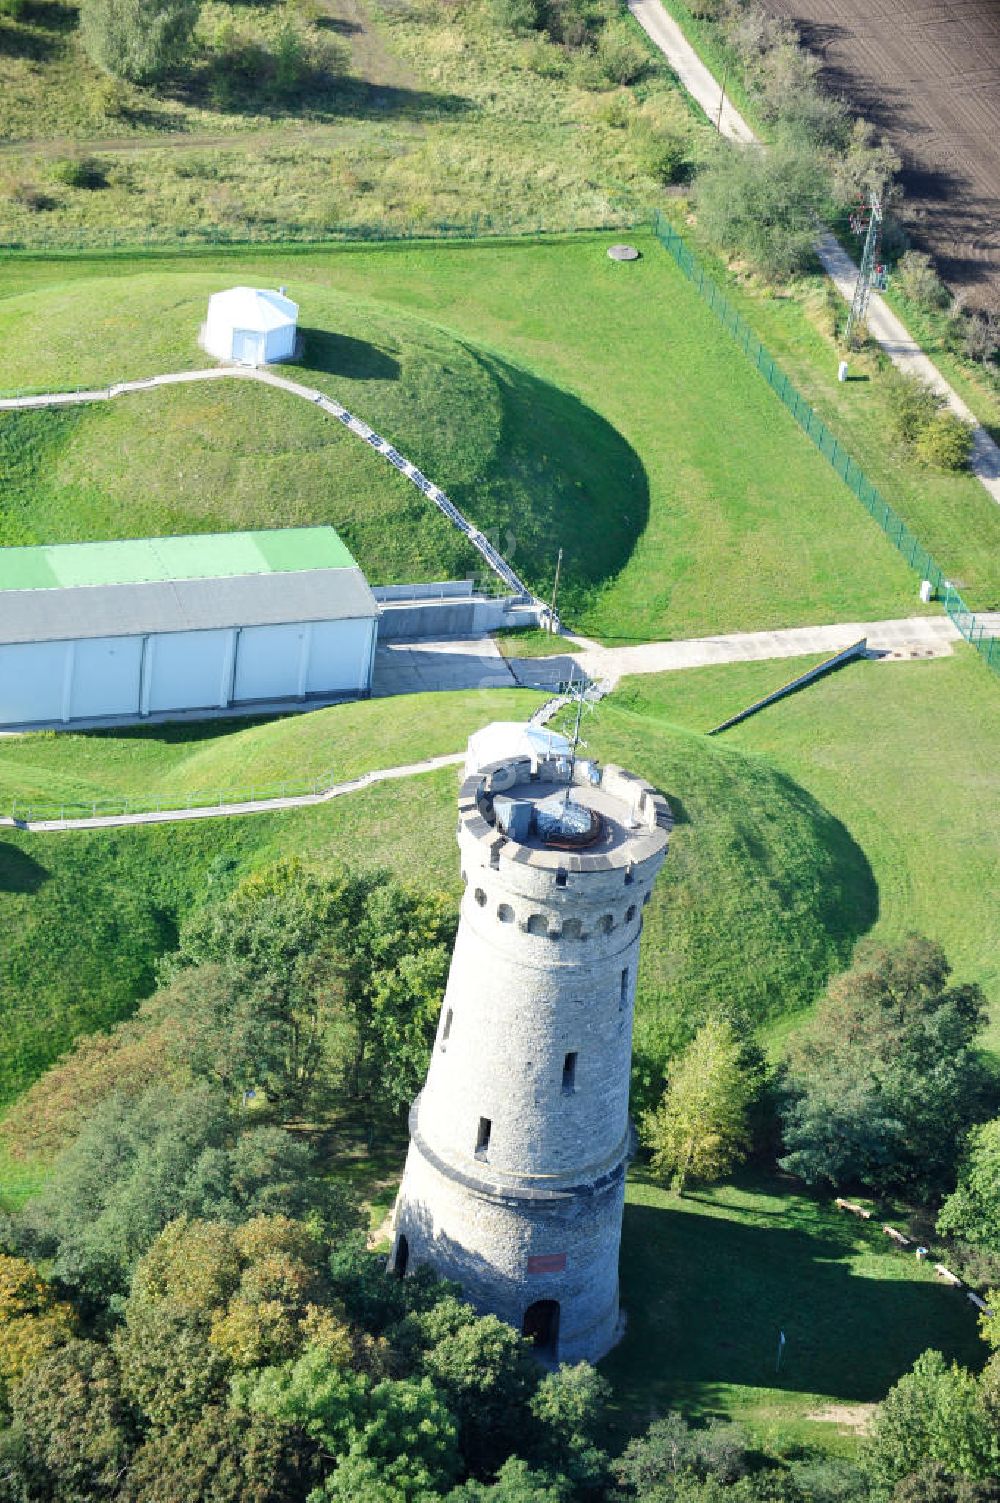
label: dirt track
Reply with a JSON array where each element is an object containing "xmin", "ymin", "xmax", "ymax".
[{"xmin": 763, "ymin": 0, "xmax": 1000, "ymax": 308}]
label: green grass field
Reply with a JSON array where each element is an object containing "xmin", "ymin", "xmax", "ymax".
[
  {"xmin": 0, "ymin": 0, "xmax": 701, "ymax": 243},
  {"xmin": 0, "ymin": 688, "xmax": 542, "ymax": 815},
  {"xmin": 607, "ymin": 1167, "xmax": 984, "ymax": 1453},
  {"xmin": 0, "ymin": 680, "xmax": 882, "ymax": 1107},
  {"xmin": 0, "ymin": 233, "xmax": 937, "ymax": 637},
  {"xmin": 611, "ymin": 646, "xmax": 1000, "ymax": 1050}
]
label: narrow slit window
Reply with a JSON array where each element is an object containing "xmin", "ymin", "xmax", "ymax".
[
  {"xmin": 555, "ymin": 869, "xmax": 568, "ymax": 888},
  {"xmin": 562, "ymin": 1052, "xmax": 577, "ymax": 1093},
  {"xmin": 442, "ymin": 1008, "xmax": 453, "ymax": 1044},
  {"xmin": 476, "ymin": 1117, "xmax": 492, "ymax": 1156},
  {"xmin": 620, "ymin": 967, "xmax": 629, "ymax": 1009}
]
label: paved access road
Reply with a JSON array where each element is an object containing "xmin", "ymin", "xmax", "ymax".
[{"xmin": 627, "ymin": 0, "xmax": 1000, "ymax": 509}]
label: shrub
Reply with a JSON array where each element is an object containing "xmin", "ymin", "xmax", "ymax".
[
  {"xmin": 0, "ymin": 0, "xmax": 28, "ymax": 20},
  {"xmin": 80, "ymin": 0, "xmax": 200, "ymax": 82},
  {"xmin": 632, "ymin": 121, "xmax": 688, "ymax": 185},
  {"xmin": 6, "ymin": 181, "xmax": 55, "ymax": 212},
  {"xmin": 542, "ymin": 0, "xmax": 591, "ymax": 49},
  {"xmin": 486, "ymin": 0, "xmax": 541, "ymax": 37},
  {"xmin": 915, "ymin": 410, "xmax": 974, "ymax": 471},
  {"xmin": 896, "ymin": 249, "xmax": 950, "ymax": 310},
  {"xmin": 50, "ymin": 156, "xmax": 107, "ymax": 190},
  {"xmin": 695, "ymin": 141, "xmax": 830, "ymax": 282},
  {"xmin": 521, "ymin": 34, "xmax": 566, "ymax": 77},
  {"xmin": 596, "ymin": 20, "xmax": 647, "ymax": 85},
  {"xmin": 883, "ymin": 366, "xmax": 941, "ymax": 443},
  {"xmin": 962, "ymin": 310, "xmax": 1000, "ymax": 366}
]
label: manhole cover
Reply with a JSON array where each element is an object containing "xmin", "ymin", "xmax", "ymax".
[{"xmin": 607, "ymin": 243, "xmax": 640, "ymax": 262}]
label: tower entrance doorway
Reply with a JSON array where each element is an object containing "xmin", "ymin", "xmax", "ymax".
[
  {"xmin": 523, "ymin": 1300, "xmax": 560, "ymax": 1359},
  {"xmin": 393, "ymin": 1234, "xmax": 409, "ymax": 1277}
]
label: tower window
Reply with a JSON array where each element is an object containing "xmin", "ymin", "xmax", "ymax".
[
  {"xmin": 626, "ymin": 904, "xmax": 637, "ymax": 923},
  {"xmin": 474, "ymin": 888, "xmax": 487, "ymax": 907},
  {"xmin": 555, "ymin": 869, "xmax": 568, "ymax": 888},
  {"xmin": 441, "ymin": 1008, "xmax": 453, "ymax": 1044},
  {"xmin": 624, "ymin": 868, "xmax": 635, "ymax": 886},
  {"xmin": 562, "ymin": 1052, "xmax": 577, "ymax": 1093},
  {"xmin": 620, "ymin": 967, "xmax": 629, "ymax": 1009},
  {"xmin": 476, "ymin": 1117, "xmax": 492, "ymax": 1156},
  {"xmin": 498, "ymin": 903, "xmax": 514, "ymax": 923}
]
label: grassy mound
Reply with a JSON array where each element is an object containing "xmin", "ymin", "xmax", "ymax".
[
  {"xmin": 0, "ymin": 693, "xmax": 871, "ymax": 1108},
  {"xmin": 586, "ymin": 703, "xmax": 875, "ymax": 1101},
  {"xmin": 0, "ymin": 272, "xmax": 647, "ymax": 609}
]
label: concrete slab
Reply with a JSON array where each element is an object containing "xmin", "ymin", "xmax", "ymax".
[{"xmin": 372, "ymin": 636, "xmax": 517, "ymax": 697}]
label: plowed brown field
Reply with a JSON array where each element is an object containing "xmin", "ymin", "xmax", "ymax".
[{"xmin": 763, "ymin": 0, "xmax": 1000, "ymax": 308}]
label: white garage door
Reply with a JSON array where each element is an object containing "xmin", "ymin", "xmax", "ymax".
[
  {"xmin": 233, "ymin": 623, "xmax": 305, "ymax": 703},
  {"xmin": 69, "ymin": 636, "xmax": 143, "ymax": 720},
  {"xmin": 306, "ymin": 619, "xmax": 375, "ymax": 696},
  {"xmin": 0, "ymin": 641, "xmax": 68, "ymax": 726},
  {"xmin": 144, "ymin": 629, "xmax": 232, "ymax": 714}
]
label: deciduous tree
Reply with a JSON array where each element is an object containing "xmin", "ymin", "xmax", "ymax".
[{"xmin": 641, "ymin": 1017, "xmax": 756, "ymax": 1194}]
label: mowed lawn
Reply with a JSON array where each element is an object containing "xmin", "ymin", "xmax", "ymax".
[
  {"xmin": 606, "ymin": 1168, "xmax": 984, "ymax": 1453},
  {"xmin": 0, "ymin": 689, "xmax": 543, "ymax": 815},
  {"xmin": 612, "ymin": 646, "xmax": 1000, "ymax": 1049},
  {"xmin": 0, "ymin": 232, "xmax": 930, "ymax": 640}
]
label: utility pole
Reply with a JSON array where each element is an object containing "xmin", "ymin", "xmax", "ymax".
[
  {"xmin": 844, "ymin": 189, "xmax": 885, "ymax": 352},
  {"xmin": 716, "ymin": 60, "xmax": 729, "ymax": 133},
  {"xmin": 549, "ymin": 546, "xmax": 563, "ymax": 632}
]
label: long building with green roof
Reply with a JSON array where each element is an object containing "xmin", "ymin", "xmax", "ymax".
[{"xmin": 0, "ymin": 526, "xmax": 379, "ymax": 728}]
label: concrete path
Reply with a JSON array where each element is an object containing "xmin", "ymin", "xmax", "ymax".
[
  {"xmin": 0, "ymin": 752, "xmax": 467, "ymax": 834},
  {"xmin": 628, "ymin": 0, "xmax": 1000, "ymax": 507},
  {"xmin": 508, "ymin": 614, "xmax": 960, "ymax": 691},
  {"xmin": 0, "ymin": 367, "xmax": 531, "ymax": 598},
  {"xmin": 372, "ymin": 635, "xmax": 516, "ymax": 696}
]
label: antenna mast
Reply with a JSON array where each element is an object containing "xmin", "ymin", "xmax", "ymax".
[{"xmin": 845, "ymin": 188, "xmax": 887, "ymax": 350}]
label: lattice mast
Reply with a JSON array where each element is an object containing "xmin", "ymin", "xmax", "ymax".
[{"xmin": 845, "ymin": 189, "xmax": 885, "ymax": 350}]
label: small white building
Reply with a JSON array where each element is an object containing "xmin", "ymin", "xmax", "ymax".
[
  {"xmin": 0, "ymin": 526, "xmax": 378, "ymax": 729},
  {"xmin": 203, "ymin": 286, "xmax": 299, "ymax": 367}
]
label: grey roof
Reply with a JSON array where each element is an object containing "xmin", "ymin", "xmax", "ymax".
[{"xmin": 0, "ymin": 568, "xmax": 378, "ymax": 646}]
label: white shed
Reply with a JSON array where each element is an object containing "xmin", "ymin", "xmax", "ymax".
[
  {"xmin": 0, "ymin": 526, "xmax": 378, "ymax": 729},
  {"xmin": 203, "ymin": 286, "xmax": 299, "ymax": 366}
]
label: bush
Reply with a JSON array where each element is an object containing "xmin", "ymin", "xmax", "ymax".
[
  {"xmin": 6, "ymin": 181, "xmax": 55, "ymax": 212},
  {"xmin": 915, "ymin": 410, "xmax": 974, "ymax": 471},
  {"xmin": 596, "ymin": 21, "xmax": 647, "ymax": 85},
  {"xmin": 883, "ymin": 366, "xmax": 941, "ymax": 443},
  {"xmin": 80, "ymin": 0, "xmax": 200, "ymax": 82},
  {"xmin": 962, "ymin": 310, "xmax": 1000, "ymax": 367},
  {"xmin": 695, "ymin": 141, "xmax": 830, "ymax": 282},
  {"xmin": 0, "ymin": 0, "xmax": 28, "ymax": 20},
  {"xmin": 486, "ymin": 0, "xmax": 542, "ymax": 37},
  {"xmin": 896, "ymin": 250, "xmax": 950, "ymax": 310},
  {"xmin": 50, "ymin": 157, "xmax": 107, "ymax": 190},
  {"xmin": 632, "ymin": 121, "xmax": 688, "ymax": 185}
]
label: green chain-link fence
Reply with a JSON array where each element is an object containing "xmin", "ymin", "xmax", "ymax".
[{"xmin": 652, "ymin": 210, "xmax": 998, "ymax": 676}]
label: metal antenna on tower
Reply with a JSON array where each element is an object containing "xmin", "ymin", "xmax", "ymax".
[
  {"xmin": 558, "ymin": 669, "xmax": 600, "ymax": 802},
  {"xmin": 844, "ymin": 189, "xmax": 886, "ymax": 351}
]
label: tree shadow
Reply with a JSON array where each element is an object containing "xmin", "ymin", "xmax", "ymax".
[
  {"xmin": 316, "ymin": 14, "xmax": 362, "ymax": 33},
  {"xmin": 18, "ymin": 0, "xmax": 76, "ymax": 29},
  {"xmin": 301, "ymin": 327, "xmax": 401, "ymax": 382},
  {"xmin": 0, "ymin": 17, "xmax": 60, "ymax": 59},
  {"xmin": 0, "ymin": 844, "xmax": 49, "ymax": 894},
  {"xmin": 609, "ymin": 1179, "xmax": 984, "ymax": 1420}
]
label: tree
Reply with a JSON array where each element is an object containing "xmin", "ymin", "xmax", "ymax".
[
  {"xmin": 0, "ymin": 1256, "xmax": 75, "ymax": 1409},
  {"xmin": 80, "ymin": 0, "xmax": 199, "ymax": 82},
  {"xmin": 615, "ymin": 1412, "xmax": 749, "ymax": 1496},
  {"xmin": 694, "ymin": 141, "xmax": 830, "ymax": 282},
  {"xmin": 962, "ymin": 311, "xmax": 1000, "ymax": 367},
  {"xmin": 527, "ymin": 1363, "xmax": 611, "ymax": 1497},
  {"xmin": 937, "ymin": 1119, "xmax": 1000, "ymax": 1252},
  {"xmin": 6, "ymin": 1339, "xmax": 134, "ymax": 1503},
  {"xmin": 915, "ymin": 412, "xmax": 973, "ymax": 471},
  {"xmin": 896, "ymin": 251, "xmax": 949, "ymax": 310},
  {"xmin": 315, "ymin": 1378, "xmax": 461, "ymax": 1503},
  {"xmin": 892, "ymin": 1463, "xmax": 1000, "ymax": 1502},
  {"xmin": 447, "ymin": 1457, "xmax": 571, "ymax": 1502},
  {"xmin": 19, "ymin": 1082, "xmax": 357, "ymax": 1303},
  {"xmin": 122, "ymin": 1406, "xmax": 313, "ymax": 1503},
  {"xmin": 780, "ymin": 938, "xmax": 989, "ymax": 1198},
  {"xmin": 863, "ymin": 1350, "xmax": 1000, "ymax": 1497},
  {"xmin": 413, "ymin": 1299, "xmax": 538, "ymax": 1476},
  {"xmin": 641, "ymin": 1018, "xmax": 756, "ymax": 1194}
]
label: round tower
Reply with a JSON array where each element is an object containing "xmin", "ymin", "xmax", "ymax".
[{"xmin": 391, "ymin": 751, "xmax": 671, "ymax": 1364}]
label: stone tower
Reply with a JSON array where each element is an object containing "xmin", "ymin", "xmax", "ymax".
[{"xmin": 391, "ymin": 750, "xmax": 670, "ymax": 1364}]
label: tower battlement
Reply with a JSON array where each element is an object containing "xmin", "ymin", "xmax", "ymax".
[{"xmin": 391, "ymin": 752, "xmax": 671, "ymax": 1364}]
